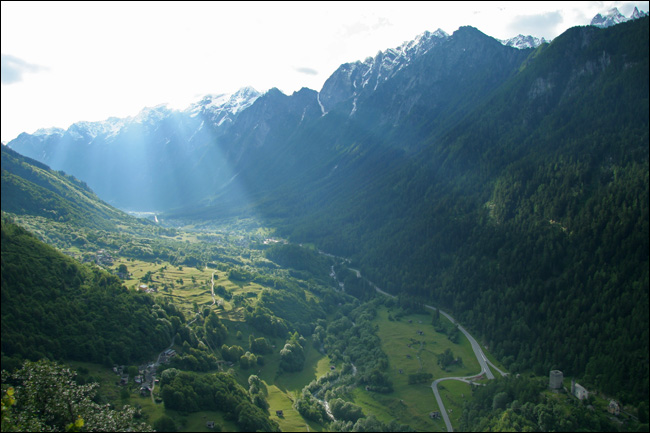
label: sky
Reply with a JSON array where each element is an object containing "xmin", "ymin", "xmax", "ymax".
[{"xmin": 1, "ymin": 1, "xmax": 648, "ymax": 143}]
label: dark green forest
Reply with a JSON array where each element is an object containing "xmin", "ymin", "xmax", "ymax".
[
  {"xmin": 457, "ymin": 375, "xmax": 647, "ymax": 431},
  {"xmin": 262, "ymin": 18, "xmax": 649, "ymax": 403},
  {"xmin": 158, "ymin": 369, "xmax": 279, "ymax": 432},
  {"xmin": 0, "ymin": 219, "xmax": 183, "ymax": 369}
]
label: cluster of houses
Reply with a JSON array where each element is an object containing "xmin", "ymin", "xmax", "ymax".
[
  {"xmin": 94, "ymin": 249, "xmax": 114, "ymax": 266},
  {"xmin": 159, "ymin": 348, "xmax": 176, "ymax": 363},
  {"xmin": 82, "ymin": 250, "xmax": 115, "ymax": 266},
  {"xmin": 113, "ymin": 361, "xmax": 163, "ymax": 397},
  {"xmin": 138, "ymin": 284, "xmax": 157, "ymax": 294},
  {"xmin": 608, "ymin": 400, "xmax": 621, "ymax": 416},
  {"xmin": 113, "ymin": 365, "xmax": 130, "ymax": 386}
]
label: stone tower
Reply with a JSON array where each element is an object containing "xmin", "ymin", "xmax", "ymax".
[{"xmin": 549, "ymin": 370, "xmax": 563, "ymax": 389}]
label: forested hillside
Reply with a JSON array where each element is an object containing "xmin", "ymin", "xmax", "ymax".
[
  {"xmin": 261, "ymin": 18, "xmax": 650, "ymax": 402},
  {"xmin": 1, "ymin": 146, "xmax": 148, "ymax": 232},
  {"xmin": 0, "ymin": 218, "xmax": 181, "ymax": 370}
]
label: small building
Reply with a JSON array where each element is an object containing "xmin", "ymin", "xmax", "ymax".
[
  {"xmin": 608, "ymin": 400, "xmax": 620, "ymax": 416},
  {"xmin": 140, "ymin": 385, "xmax": 151, "ymax": 396},
  {"xmin": 571, "ymin": 380, "xmax": 589, "ymax": 400},
  {"xmin": 429, "ymin": 411, "xmax": 440, "ymax": 419},
  {"xmin": 120, "ymin": 374, "xmax": 129, "ymax": 385},
  {"xmin": 330, "ymin": 365, "xmax": 335, "ymax": 370},
  {"xmin": 206, "ymin": 421, "xmax": 215, "ymax": 429},
  {"xmin": 275, "ymin": 410, "xmax": 284, "ymax": 417}
]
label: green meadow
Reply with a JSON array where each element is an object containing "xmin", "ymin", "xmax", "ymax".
[{"xmin": 344, "ymin": 305, "xmax": 485, "ymax": 431}]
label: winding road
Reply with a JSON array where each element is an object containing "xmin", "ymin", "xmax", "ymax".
[
  {"xmin": 309, "ymin": 246, "xmax": 507, "ymax": 431},
  {"xmin": 424, "ymin": 305, "xmax": 501, "ymax": 432},
  {"xmin": 340, "ymin": 262, "xmax": 506, "ymax": 432}
]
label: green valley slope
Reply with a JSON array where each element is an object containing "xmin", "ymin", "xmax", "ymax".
[{"xmin": 1, "ymin": 145, "xmax": 150, "ymax": 232}]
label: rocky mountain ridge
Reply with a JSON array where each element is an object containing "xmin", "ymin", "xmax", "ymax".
[
  {"xmin": 591, "ymin": 6, "xmax": 648, "ymax": 28},
  {"xmin": 6, "ymin": 11, "xmax": 648, "ymax": 212}
]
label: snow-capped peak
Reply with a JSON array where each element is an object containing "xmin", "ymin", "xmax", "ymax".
[
  {"xmin": 133, "ymin": 104, "xmax": 172, "ymax": 124},
  {"xmin": 396, "ymin": 28, "xmax": 449, "ymax": 58},
  {"xmin": 501, "ymin": 6, "xmax": 648, "ymax": 49},
  {"xmin": 631, "ymin": 6, "xmax": 649, "ymax": 20},
  {"xmin": 33, "ymin": 127, "xmax": 66, "ymax": 136},
  {"xmin": 67, "ymin": 117, "xmax": 129, "ymax": 139},
  {"xmin": 500, "ymin": 34, "xmax": 549, "ymax": 50},
  {"xmin": 186, "ymin": 86, "xmax": 261, "ymax": 118},
  {"xmin": 591, "ymin": 7, "xmax": 630, "ymax": 28},
  {"xmin": 319, "ymin": 28, "xmax": 451, "ymax": 112},
  {"xmin": 590, "ymin": 6, "xmax": 648, "ymax": 28},
  {"xmin": 228, "ymin": 86, "xmax": 262, "ymax": 115}
]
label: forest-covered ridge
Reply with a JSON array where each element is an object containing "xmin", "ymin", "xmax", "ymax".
[
  {"xmin": 1, "ymin": 145, "xmax": 151, "ymax": 232},
  {"xmin": 253, "ymin": 17, "xmax": 650, "ymax": 403}
]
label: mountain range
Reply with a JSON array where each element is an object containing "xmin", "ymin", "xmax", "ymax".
[
  {"xmin": 4, "ymin": 11, "xmax": 649, "ymax": 403},
  {"xmin": 590, "ymin": 6, "xmax": 648, "ymax": 28},
  {"xmin": 4, "ymin": 25, "xmax": 536, "ymax": 211},
  {"xmin": 6, "ymin": 8, "xmax": 647, "ymax": 212}
]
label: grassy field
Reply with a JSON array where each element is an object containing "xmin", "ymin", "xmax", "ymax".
[
  {"xmin": 267, "ymin": 384, "xmax": 325, "ymax": 432},
  {"xmin": 345, "ymin": 305, "xmax": 484, "ymax": 431},
  {"xmin": 110, "ymin": 256, "xmax": 275, "ymax": 320},
  {"xmin": 437, "ymin": 380, "xmax": 473, "ymax": 427}
]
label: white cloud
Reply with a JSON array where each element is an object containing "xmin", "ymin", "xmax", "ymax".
[
  {"xmin": 507, "ymin": 11, "xmax": 564, "ymax": 39},
  {"xmin": 1, "ymin": 54, "xmax": 48, "ymax": 84},
  {"xmin": 294, "ymin": 67, "xmax": 319, "ymax": 76}
]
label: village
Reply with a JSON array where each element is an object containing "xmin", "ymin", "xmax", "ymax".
[{"xmin": 112, "ymin": 348, "xmax": 177, "ymax": 400}]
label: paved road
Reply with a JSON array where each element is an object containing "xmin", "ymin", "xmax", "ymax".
[
  {"xmin": 421, "ymin": 306, "xmax": 502, "ymax": 432},
  {"xmin": 424, "ymin": 305, "xmax": 495, "ymax": 380},
  {"xmin": 149, "ymin": 334, "xmax": 177, "ymax": 403},
  {"xmin": 347, "ymin": 265, "xmax": 496, "ymax": 380},
  {"xmin": 322, "ymin": 251, "xmax": 506, "ymax": 431},
  {"xmin": 431, "ymin": 376, "xmax": 476, "ymax": 431},
  {"xmin": 344, "ymin": 264, "xmax": 505, "ymax": 432},
  {"xmin": 210, "ymin": 271, "xmax": 216, "ymax": 305}
]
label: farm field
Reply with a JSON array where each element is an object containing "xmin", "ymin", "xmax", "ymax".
[
  {"xmin": 348, "ymin": 305, "xmax": 483, "ymax": 431},
  {"xmin": 128, "ymin": 265, "xmax": 331, "ymax": 430}
]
